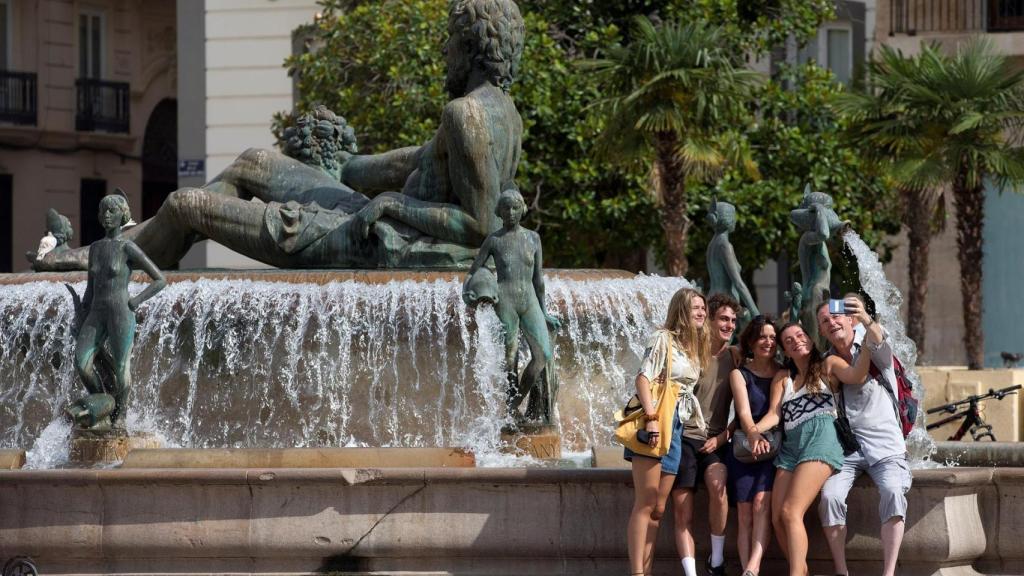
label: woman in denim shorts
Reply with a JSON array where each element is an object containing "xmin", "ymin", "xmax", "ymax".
[
  {"xmin": 625, "ymin": 288, "xmax": 710, "ymax": 576},
  {"xmin": 751, "ymin": 322, "xmax": 877, "ymax": 576}
]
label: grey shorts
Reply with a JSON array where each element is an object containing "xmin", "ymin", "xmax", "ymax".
[{"xmin": 819, "ymin": 451, "xmax": 912, "ymax": 526}]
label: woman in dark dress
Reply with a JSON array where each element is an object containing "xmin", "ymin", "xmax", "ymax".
[{"xmin": 728, "ymin": 315, "xmax": 780, "ymax": 576}]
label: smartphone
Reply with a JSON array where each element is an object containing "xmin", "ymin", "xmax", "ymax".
[
  {"xmin": 828, "ymin": 299, "xmax": 847, "ymax": 315},
  {"xmin": 636, "ymin": 429, "xmax": 651, "ymax": 444}
]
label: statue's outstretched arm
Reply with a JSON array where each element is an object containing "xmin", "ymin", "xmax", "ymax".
[
  {"xmin": 722, "ymin": 242, "xmax": 759, "ymax": 316},
  {"xmin": 341, "ymin": 145, "xmax": 422, "ymax": 193},
  {"xmin": 125, "ymin": 241, "xmax": 167, "ymax": 311}
]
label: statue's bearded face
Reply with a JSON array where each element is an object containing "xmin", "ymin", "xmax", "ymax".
[{"xmin": 443, "ymin": 23, "xmax": 473, "ymax": 98}]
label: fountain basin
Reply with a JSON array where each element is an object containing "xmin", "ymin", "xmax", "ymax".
[{"xmin": 0, "ymin": 466, "xmax": 1015, "ymax": 576}]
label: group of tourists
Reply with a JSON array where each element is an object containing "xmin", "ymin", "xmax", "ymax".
[{"xmin": 623, "ymin": 288, "xmax": 912, "ymax": 576}]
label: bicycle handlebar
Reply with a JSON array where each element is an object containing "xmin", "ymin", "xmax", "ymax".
[{"xmin": 927, "ymin": 384, "xmax": 1022, "ymax": 415}]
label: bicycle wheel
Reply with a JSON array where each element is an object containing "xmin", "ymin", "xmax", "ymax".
[{"xmin": 2, "ymin": 557, "xmax": 38, "ymax": 576}]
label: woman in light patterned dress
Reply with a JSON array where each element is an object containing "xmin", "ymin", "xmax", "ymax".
[{"xmin": 624, "ymin": 288, "xmax": 710, "ymax": 576}]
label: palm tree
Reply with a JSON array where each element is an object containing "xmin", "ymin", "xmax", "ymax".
[
  {"xmin": 583, "ymin": 17, "xmax": 760, "ymax": 277},
  {"xmin": 835, "ymin": 45, "xmax": 947, "ymax": 359},
  {"xmin": 840, "ymin": 40, "xmax": 1024, "ymax": 369}
]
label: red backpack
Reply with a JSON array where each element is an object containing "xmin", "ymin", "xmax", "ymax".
[{"xmin": 870, "ymin": 356, "xmax": 918, "ymax": 438}]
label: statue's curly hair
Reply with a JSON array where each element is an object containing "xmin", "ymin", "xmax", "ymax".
[{"xmin": 449, "ymin": 0, "xmax": 525, "ymax": 93}]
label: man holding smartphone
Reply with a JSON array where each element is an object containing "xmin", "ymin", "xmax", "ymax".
[{"xmin": 816, "ymin": 296, "xmax": 912, "ymax": 576}]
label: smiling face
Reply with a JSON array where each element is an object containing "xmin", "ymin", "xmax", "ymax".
[
  {"xmin": 780, "ymin": 324, "xmax": 812, "ymax": 360},
  {"xmin": 817, "ymin": 303, "xmax": 854, "ymax": 350},
  {"xmin": 708, "ymin": 305, "xmax": 736, "ymax": 345},
  {"xmin": 753, "ymin": 323, "xmax": 777, "ymax": 360},
  {"xmin": 689, "ymin": 295, "xmax": 707, "ymax": 329}
]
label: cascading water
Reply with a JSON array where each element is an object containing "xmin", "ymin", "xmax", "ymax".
[
  {"xmin": 0, "ymin": 274, "xmax": 690, "ymax": 468},
  {"xmin": 842, "ymin": 231, "xmax": 937, "ymax": 465}
]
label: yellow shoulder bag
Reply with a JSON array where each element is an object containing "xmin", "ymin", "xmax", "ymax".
[{"xmin": 613, "ymin": 332, "xmax": 679, "ymax": 458}]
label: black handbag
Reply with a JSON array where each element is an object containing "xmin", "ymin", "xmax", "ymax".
[
  {"xmin": 732, "ymin": 427, "xmax": 781, "ymax": 463},
  {"xmin": 834, "ymin": 385, "xmax": 861, "ymax": 456}
]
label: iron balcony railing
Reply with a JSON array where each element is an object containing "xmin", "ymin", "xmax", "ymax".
[
  {"xmin": 891, "ymin": 0, "xmax": 1024, "ymax": 35},
  {"xmin": 76, "ymin": 78, "xmax": 129, "ymax": 133},
  {"xmin": 0, "ymin": 71, "xmax": 37, "ymax": 126}
]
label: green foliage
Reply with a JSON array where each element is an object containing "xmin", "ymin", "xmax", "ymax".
[
  {"xmin": 670, "ymin": 0, "xmax": 835, "ymax": 53},
  {"xmin": 685, "ymin": 63, "xmax": 901, "ymax": 289},
  {"xmin": 837, "ymin": 41, "xmax": 1024, "ymax": 193},
  {"xmin": 277, "ymin": 0, "xmax": 894, "ymax": 274}
]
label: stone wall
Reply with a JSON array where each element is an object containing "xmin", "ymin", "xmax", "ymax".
[{"xmin": 0, "ymin": 466, "xmax": 1017, "ymax": 576}]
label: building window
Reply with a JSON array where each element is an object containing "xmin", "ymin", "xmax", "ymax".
[
  {"xmin": 0, "ymin": 1, "xmax": 10, "ymax": 70},
  {"xmin": 825, "ymin": 27, "xmax": 852, "ymax": 86},
  {"xmin": 0, "ymin": 174, "xmax": 10, "ymax": 273},
  {"xmin": 80, "ymin": 178, "xmax": 106, "ymax": 247},
  {"xmin": 79, "ymin": 10, "xmax": 104, "ymax": 79}
]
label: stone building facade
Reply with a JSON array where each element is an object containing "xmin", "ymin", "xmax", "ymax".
[{"xmin": 0, "ymin": 0, "xmax": 177, "ymax": 272}]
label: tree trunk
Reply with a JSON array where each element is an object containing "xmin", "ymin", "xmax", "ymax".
[
  {"xmin": 952, "ymin": 174, "xmax": 986, "ymax": 370},
  {"xmin": 904, "ymin": 187, "xmax": 935, "ymax": 361},
  {"xmin": 654, "ymin": 132, "xmax": 690, "ymax": 277}
]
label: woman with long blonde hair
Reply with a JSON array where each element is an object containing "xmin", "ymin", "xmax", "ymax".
[{"xmin": 625, "ymin": 287, "xmax": 710, "ymax": 576}]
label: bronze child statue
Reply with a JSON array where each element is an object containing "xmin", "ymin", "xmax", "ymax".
[
  {"xmin": 66, "ymin": 192, "xmax": 166, "ymax": 431},
  {"xmin": 705, "ymin": 199, "xmax": 759, "ymax": 328},
  {"xmin": 463, "ymin": 188, "xmax": 560, "ymax": 425}
]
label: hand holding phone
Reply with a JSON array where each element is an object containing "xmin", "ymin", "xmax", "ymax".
[{"xmin": 828, "ymin": 299, "xmax": 847, "ymax": 315}]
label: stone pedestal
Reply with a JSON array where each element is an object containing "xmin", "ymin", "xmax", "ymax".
[
  {"xmin": 500, "ymin": 424, "xmax": 561, "ymax": 459},
  {"xmin": 69, "ymin": 430, "xmax": 162, "ymax": 466}
]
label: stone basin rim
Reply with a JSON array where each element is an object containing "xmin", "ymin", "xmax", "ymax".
[
  {"xmin": 0, "ymin": 466, "xmax": 999, "ymax": 486},
  {"xmin": 0, "ymin": 268, "xmax": 641, "ymax": 286}
]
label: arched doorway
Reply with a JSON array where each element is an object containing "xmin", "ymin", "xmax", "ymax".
[{"xmin": 142, "ymin": 98, "xmax": 177, "ymax": 221}]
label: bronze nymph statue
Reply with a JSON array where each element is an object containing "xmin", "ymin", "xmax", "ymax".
[{"xmin": 65, "ymin": 192, "xmax": 166, "ymax": 430}]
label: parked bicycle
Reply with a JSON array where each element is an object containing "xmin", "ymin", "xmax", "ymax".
[{"xmin": 926, "ymin": 384, "xmax": 1023, "ymax": 441}]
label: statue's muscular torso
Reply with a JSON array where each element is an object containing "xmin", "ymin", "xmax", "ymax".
[{"xmin": 411, "ymin": 83, "xmax": 522, "ymax": 236}]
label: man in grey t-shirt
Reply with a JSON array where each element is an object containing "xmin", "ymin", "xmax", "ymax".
[{"xmin": 816, "ymin": 298, "xmax": 912, "ymax": 576}]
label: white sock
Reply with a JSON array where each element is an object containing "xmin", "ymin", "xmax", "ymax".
[
  {"xmin": 681, "ymin": 556, "xmax": 697, "ymax": 576},
  {"xmin": 711, "ymin": 532, "xmax": 726, "ymax": 567}
]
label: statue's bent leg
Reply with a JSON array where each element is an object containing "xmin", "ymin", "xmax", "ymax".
[
  {"xmin": 105, "ymin": 313, "xmax": 136, "ymax": 425},
  {"xmin": 74, "ymin": 320, "xmax": 105, "ymax": 395},
  {"xmin": 519, "ymin": 302, "xmax": 554, "ymax": 421}
]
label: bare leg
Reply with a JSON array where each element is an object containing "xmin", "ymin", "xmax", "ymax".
[
  {"xmin": 881, "ymin": 517, "xmax": 905, "ymax": 576},
  {"xmin": 706, "ymin": 462, "xmax": 729, "ymax": 535},
  {"xmin": 737, "ymin": 502, "xmax": 753, "ymax": 569},
  {"xmin": 771, "ymin": 470, "xmax": 792, "ymax": 561},
  {"xmin": 671, "ymin": 488, "xmax": 696, "ymax": 560},
  {"xmin": 748, "ymin": 490, "xmax": 772, "ymax": 574},
  {"xmin": 628, "ymin": 457, "xmax": 672, "ymax": 576},
  {"xmin": 823, "ymin": 525, "xmax": 848, "ymax": 575},
  {"xmin": 780, "ymin": 461, "xmax": 834, "ymax": 576}
]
